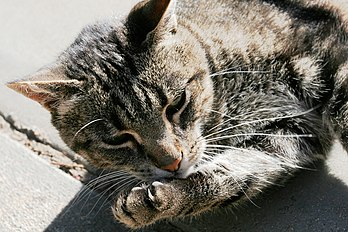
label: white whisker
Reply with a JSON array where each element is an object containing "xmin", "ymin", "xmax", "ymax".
[
  {"xmin": 209, "ymin": 69, "xmax": 270, "ymax": 78},
  {"xmin": 203, "ymin": 107, "xmax": 319, "ymax": 140},
  {"xmin": 85, "ymin": 176, "xmax": 135, "ymax": 216},
  {"xmin": 204, "ymin": 144, "xmax": 304, "ymax": 170},
  {"xmin": 72, "ymin": 118, "xmax": 105, "ymax": 141},
  {"xmin": 77, "ymin": 171, "xmax": 129, "ymax": 203},
  {"xmin": 94, "ymin": 179, "xmax": 142, "ymax": 216},
  {"xmin": 205, "ymin": 133, "xmax": 314, "ymax": 143}
]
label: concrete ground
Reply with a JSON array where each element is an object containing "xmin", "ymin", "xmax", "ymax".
[{"xmin": 0, "ymin": 0, "xmax": 347, "ymax": 231}]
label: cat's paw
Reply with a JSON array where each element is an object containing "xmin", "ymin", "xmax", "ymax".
[{"xmin": 112, "ymin": 181, "xmax": 178, "ymax": 228}]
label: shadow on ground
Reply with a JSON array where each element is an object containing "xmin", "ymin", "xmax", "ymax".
[
  {"xmin": 44, "ymin": 187, "xmax": 122, "ymax": 232},
  {"xmin": 174, "ymin": 162, "xmax": 348, "ymax": 232},
  {"xmin": 45, "ymin": 162, "xmax": 348, "ymax": 232}
]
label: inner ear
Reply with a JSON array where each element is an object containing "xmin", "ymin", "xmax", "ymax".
[
  {"xmin": 7, "ymin": 65, "xmax": 81, "ymax": 111},
  {"xmin": 127, "ymin": 0, "xmax": 176, "ymax": 45}
]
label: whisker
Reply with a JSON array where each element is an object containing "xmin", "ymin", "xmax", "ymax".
[
  {"xmin": 205, "ymin": 107, "xmax": 290, "ymax": 134},
  {"xmin": 201, "ymin": 151, "xmax": 259, "ymax": 207},
  {"xmin": 85, "ymin": 176, "xmax": 135, "ymax": 216},
  {"xmin": 86, "ymin": 171, "xmax": 129, "ymax": 187},
  {"xmin": 208, "ymin": 66, "xmax": 243, "ymax": 76},
  {"xmin": 204, "ymin": 110, "xmax": 254, "ymax": 134},
  {"xmin": 60, "ymin": 170, "xmax": 125, "ymax": 218},
  {"xmin": 84, "ymin": 182, "xmax": 121, "ymax": 217},
  {"xmin": 72, "ymin": 118, "xmax": 105, "ymax": 142},
  {"xmin": 205, "ymin": 144, "xmax": 257, "ymax": 158},
  {"xmin": 200, "ymin": 154, "xmax": 215, "ymax": 162},
  {"xmin": 94, "ymin": 179, "xmax": 142, "ymax": 216},
  {"xmin": 78, "ymin": 177, "xmax": 130, "ymax": 213},
  {"xmin": 207, "ymin": 109, "xmax": 240, "ymax": 120},
  {"xmin": 85, "ymin": 171, "xmax": 127, "ymax": 188},
  {"xmin": 88, "ymin": 175, "xmax": 131, "ymax": 193},
  {"xmin": 76, "ymin": 171, "xmax": 129, "ymax": 204},
  {"xmin": 203, "ymin": 106, "xmax": 319, "ymax": 140},
  {"xmin": 209, "ymin": 69, "xmax": 270, "ymax": 78},
  {"xmin": 89, "ymin": 175, "xmax": 133, "ymax": 200},
  {"xmin": 63, "ymin": 170, "xmax": 110, "ymax": 212},
  {"xmin": 228, "ymin": 172, "xmax": 260, "ymax": 208},
  {"xmin": 205, "ymin": 133, "xmax": 314, "ymax": 143},
  {"xmin": 205, "ymin": 144, "xmax": 304, "ymax": 169}
]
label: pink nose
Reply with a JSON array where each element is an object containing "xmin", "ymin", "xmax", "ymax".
[{"xmin": 160, "ymin": 157, "xmax": 182, "ymax": 172}]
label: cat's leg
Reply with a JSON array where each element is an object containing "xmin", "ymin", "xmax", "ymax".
[
  {"xmin": 113, "ymin": 173, "xmax": 215, "ymax": 228},
  {"xmin": 112, "ymin": 148, "xmax": 299, "ymax": 228},
  {"xmin": 113, "ymin": 172, "xmax": 237, "ymax": 228}
]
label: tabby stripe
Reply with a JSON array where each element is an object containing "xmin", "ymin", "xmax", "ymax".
[
  {"xmin": 111, "ymin": 93, "xmax": 135, "ymax": 122},
  {"xmin": 109, "ymin": 108, "xmax": 124, "ymax": 130},
  {"xmin": 219, "ymin": 191, "xmax": 245, "ymax": 207},
  {"xmin": 138, "ymin": 79, "xmax": 168, "ymax": 107},
  {"xmin": 152, "ymin": 84, "xmax": 168, "ymax": 106},
  {"xmin": 135, "ymin": 82, "xmax": 155, "ymax": 109},
  {"xmin": 110, "ymin": 31, "xmax": 139, "ymax": 76},
  {"xmin": 98, "ymin": 62, "xmax": 115, "ymax": 91},
  {"xmin": 133, "ymin": 94, "xmax": 149, "ymax": 114},
  {"xmin": 180, "ymin": 20, "xmax": 218, "ymax": 74},
  {"xmin": 262, "ymin": 0, "xmax": 336, "ymax": 23},
  {"xmin": 330, "ymin": 88, "xmax": 348, "ymax": 119}
]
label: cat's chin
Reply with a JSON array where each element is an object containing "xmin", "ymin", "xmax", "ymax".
[
  {"xmin": 175, "ymin": 165, "xmax": 196, "ymax": 179},
  {"xmin": 149, "ymin": 165, "xmax": 196, "ymax": 180}
]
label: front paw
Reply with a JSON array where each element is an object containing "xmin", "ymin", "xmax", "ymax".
[{"xmin": 112, "ymin": 181, "xmax": 178, "ymax": 228}]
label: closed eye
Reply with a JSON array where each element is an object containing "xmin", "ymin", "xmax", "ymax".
[
  {"xmin": 103, "ymin": 133, "xmax": 135, "ymax": 146},
  {"xmin": 166, "ymin": 90, "xmax": 187, "ymax": 122}
]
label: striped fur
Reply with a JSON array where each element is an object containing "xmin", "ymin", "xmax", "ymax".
[{"xmin": 7, "ymin": 0, "xmax": 348, "ymax": 228}]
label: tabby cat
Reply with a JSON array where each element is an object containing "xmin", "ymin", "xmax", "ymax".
[{"xmin": 7, "ymin": 0, "xmax": 348, "ymax": 228}]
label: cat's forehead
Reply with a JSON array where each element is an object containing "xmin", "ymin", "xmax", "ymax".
[
  {"xmin": 136, "ymin": 41, "xmax": 207, "ymax": 89},
  {"xmin": 136, "ymin": 52, "xmax": 192, "ymax": 93},
  {"xmin": 63, "ymin": 19, "xmax": 207, "ymax": 103},
  {"xmin": 63, "ymin": 22, "xmax": 128, "ymax": 78}
]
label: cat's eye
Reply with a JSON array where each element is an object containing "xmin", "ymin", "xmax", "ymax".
[
  {"xmin": 103, "ymin": 133, "xmax": 134, "ymax": 146},
  {"xmin": 166, "ymin": 90, "xmax": 187, "ymax": 122}
]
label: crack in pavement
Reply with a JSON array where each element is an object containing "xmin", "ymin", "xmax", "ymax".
[
  {"xmin": 0, "ymin": 110, "xmax": 187, "ymax": 232},
  {"xmin": 0, "ymin": 110, "xmax": 96, "ymax": 183}
]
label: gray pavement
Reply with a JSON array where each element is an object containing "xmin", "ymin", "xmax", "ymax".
[
  {"xmin": 0, "ymin": 133, "xmax": 119, "ymax": 232},
  {"xmin": 1, "ymin": 0, "xmax": 348, "ymax": 231}
]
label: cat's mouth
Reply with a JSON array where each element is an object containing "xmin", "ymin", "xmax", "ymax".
[
  {"xmin": 174, "ymin": 154, "xmax": 198, "ymax": 179},
  {"xmin": 146, "ymin": 161, "xmax": 197, "ymax": 182}
]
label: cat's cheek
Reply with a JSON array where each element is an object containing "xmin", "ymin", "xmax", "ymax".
[
  {"xmin": 56, "ymin": 99, "xmax": 75, "ymax": 116},
  {"xmin": 192, "ymin": 76, "xmax": 214, "ymax": 117},
  {"xmin": 77, "ymin": 150, "xmax": 113, "ymax": 168}
]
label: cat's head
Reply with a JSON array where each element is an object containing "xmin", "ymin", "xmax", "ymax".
[{"xmin": 7, "ymin": 0, "xmax": 214, "ymax": 180}]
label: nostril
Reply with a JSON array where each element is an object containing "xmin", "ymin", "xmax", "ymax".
[{"xmin": 160, "ymin": 157, "xmax": 182, "ymax": 172}]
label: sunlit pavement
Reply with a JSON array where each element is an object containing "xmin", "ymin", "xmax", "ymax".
[{"xmin": 0, "ymin": 1, "xmax": 347, "ymax": 231}]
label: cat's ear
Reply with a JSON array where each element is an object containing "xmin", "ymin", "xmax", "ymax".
[
  {"xmin": 7, "ymin": 65, "xmax": 81, "ymax": 111},
  {"xmin": 127, "ymin": 0, "xmax": 177, "ymax": 45}
]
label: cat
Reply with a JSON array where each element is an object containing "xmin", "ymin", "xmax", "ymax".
[{"xmin": 7, "ymin": 0, "xmax": 348, "ymax": 229}]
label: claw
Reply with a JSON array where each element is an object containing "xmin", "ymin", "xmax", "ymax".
[
  {"xmin": 131, "ymin": 187, "xmax": 143, "ymax": 191},
  {"xmin": 152, "ymin": 181, "xmax": 163, "ymax": 187},
  {"xmin": 147, "ymin": 188, "xmax": 155, "ymax": 202}
]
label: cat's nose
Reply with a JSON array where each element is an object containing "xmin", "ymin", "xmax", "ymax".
[{"xmin": 160, "ymin": 157, "xmax": 182, "ymax": 172}]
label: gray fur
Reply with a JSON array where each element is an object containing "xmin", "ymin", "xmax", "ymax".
[{"xmin": 7, "ymin": 0, "xmax": 348, "ymax": 228}]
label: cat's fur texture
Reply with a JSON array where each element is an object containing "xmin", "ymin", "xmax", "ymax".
[{"xmin": 7, "ymin": 0, "xmax": 348, "ymax": 228}]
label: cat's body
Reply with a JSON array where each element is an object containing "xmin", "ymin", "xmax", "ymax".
[{"xmin": 7, "ymin": 0, "xmax": 348, "ymax": 228}]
